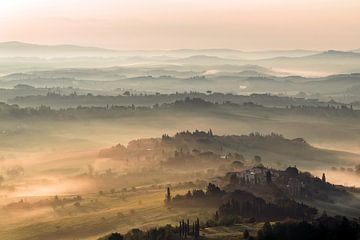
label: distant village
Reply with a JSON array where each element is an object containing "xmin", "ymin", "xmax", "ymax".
[{"xmin": 225, "ymin": 165, "xmax": 327, "ymax": 198}]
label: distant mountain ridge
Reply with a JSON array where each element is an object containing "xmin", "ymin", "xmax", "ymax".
[
  {"xmin": 308, "ymin": 50, "xmax": 360, "ymax": 58},
  {"xmin": 0, "ymin": 42, "xmax": 358, "ymax": 57},
  {"xmin": 0, "ymin": 41, "xmax": 115, "ymax": 51},
  {"xmin": 1, "ymin": 42, "xmax": 360, "ymax": 75},
  {"xmin": 259, "ymin": 50, "xmax": 360, "ymax": 61},
  {"xmin": 0, "ymin": 41, "xmax": 117, "ymax": 57},
  {"xmin": 0, "ymin": 41, "xmax": 323, "ymax": 59}
]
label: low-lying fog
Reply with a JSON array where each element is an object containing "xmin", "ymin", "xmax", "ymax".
[{"xmin": 1, "ymin": 115, "xmax": 359, "ymax": 202}]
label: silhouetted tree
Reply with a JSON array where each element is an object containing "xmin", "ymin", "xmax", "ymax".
[
  {"xmin": 107, "ymin": 232, "xmax": 123, "ymax": 240},
  {"xmin": 257, "ymin": 216, "xmax": 360, "ymax": 240},
  {"xmin": 165, "ymin": 187, "xmax": 171, "ymax": 204},
  {"xmin": 243, "ymin": 229, "xmax": 250, "ymax": 239},
  {"xmin": 194, "ymin": 218, "xmax": 200, "ymax": 239},
  {"xmin": 266, "ymin": 171, "xmax": 272, "ymax": 184},
  {"xmin": 214, "ymin": 211, "xmax": 219, "ymax": 221},
  {"xmin": 254, "ymin": 155, "xmax": 262, "ymax": 163}
]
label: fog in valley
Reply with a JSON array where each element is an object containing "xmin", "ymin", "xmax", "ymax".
[{"xmin": 0, "ymin": 42, "xmax": 359, "ymax": 240}]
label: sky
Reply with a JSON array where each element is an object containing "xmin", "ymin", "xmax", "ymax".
[{"xmin": 0, "ymin": 0, "xmax": 359, "ymax": 50}]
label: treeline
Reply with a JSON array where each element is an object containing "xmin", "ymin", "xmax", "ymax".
[
  {"xmin": 172, "ymin": 183, "xmax": 225, "ymax": 201},
  {"xmin": 101, "ymin": 129, "xmax": 316, "ymax": 167},
  {"xmin": 3, "ymin": 195, "xmax": 82, "ymax": 210},
  {"xmin": 1, "ymin": 97, "xmax": 358, "ymax": 119},
  {"xmin": 163, "ymin": 130, "xmax": 310, "ymax": 153},
  {"xmin": 218, "ymin": 193, "xmax": 317, "ymax": 221},
  {"xmin": 100, "ymin": 221, "xmax": 200, "ymax": 240},
  {"xmin": 9, "ymin": 91, "xmax": 342, "ymax": 109},
  {"xmin": 100, "ymin": 215, "xmax": 360, "ymax": 240},
  {"xmin": 257, "ymin": 215, "xmax": 360, "ymax": 240},
  {"xmin": 99, "ymin": 225, "xmax": 179, "ymax": 240},
  {"xmin": 0, "ymin": 98, "xmax": 230, "ymax": 119},
  {"xmin": 171, "ymin": 184, "xmax": 317, "ymax": 222}
]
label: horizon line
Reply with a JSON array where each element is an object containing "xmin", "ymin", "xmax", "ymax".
[{"xmin": 1, "ymin": 41, "xmax": 358, "ymax": 53}]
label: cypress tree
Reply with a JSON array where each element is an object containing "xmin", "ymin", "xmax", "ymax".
[
  {"xmin": 187, "ymin": 219, "xmax": 190, "ymax": 236},
  {"xmin": 165, "ymin": 187, "xmax": 171, "ymax": 203},
  {"xmin": 195, "ymin": 218, "xmax": 200, "ymax": 238}
]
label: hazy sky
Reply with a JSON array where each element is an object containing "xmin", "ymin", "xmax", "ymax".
[{"xmin": 1, "ymin": 0, "xmax": 359, "ymax": 50}]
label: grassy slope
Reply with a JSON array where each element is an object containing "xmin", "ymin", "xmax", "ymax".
[{"xmin": 0, "ymin": 188, "xmax": 216, "ymax": 240}]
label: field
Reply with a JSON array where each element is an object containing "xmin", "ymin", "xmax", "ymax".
[{"xmin": 0, "ymin": 187, "xmax": 220, "ymax": 240}]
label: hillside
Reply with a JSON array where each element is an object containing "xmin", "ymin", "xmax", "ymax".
[
  {"xmin": 0, "ymin": 41, "xmax": 118, "ymax": 57},
  {"xmin": 2, "ymin": 66, "xmax": 360, "ymax": 103},
  {"xmin": 255, "ymin": 50, "xmax": 360, "ymax": 74},
  {"xmin": 99, "ymin": 130, "xmax": 356, "ymax": 170}
]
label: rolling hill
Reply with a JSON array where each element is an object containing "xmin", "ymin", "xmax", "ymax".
[{"xmin": 0, "ymin": 41, "xmax": 118, "ymax": 57}]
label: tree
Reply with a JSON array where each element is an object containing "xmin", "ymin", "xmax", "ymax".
[
  {"xmin": 285, "ymin": 166, "xmax": 299, "ymax": 177},
  {"xmin": 266, "ymin": 171, "xmax": 272, "ymax": 184},
  {"xmin": 214, "ymin": 211, "xmax": 219, "ymax": 221},
  {"xmin": 206, "ymin": 183, "xmax": 223, "ymax": 195},
  {"xmin": 257, "ymin": 216, "xmax": 360, "ymax": 240},
  {"xmin": 124, "ymin": 229, "xmax": 144, "ymax": 240},
  {"xmin": 107, "ymin": 232, "xmax": 123, "ymax": 240},
  {"xmin": 254, "ymin": 155, "xmax": 262, "ymax": 163},
  {"xmin": 231, "ymin": 160, "xmax": 244, "ymax": 169},
  {"xmin": 234, "ymin": 153, "xmax": 245, "ymax": 161},
  {"xmin": 194, "ymin": 218, "xmax": 200, "ymax": 239},
  {"xmin": 262, "ymin": 222, "xmax": 273, "ymax": 239},
  {"xmin": 165, "ymin": 187, "xmax": 171, "ymax": 204},
  {"xmin": 322, "ymin": 173, "xmax": 326, "ymax": 183},
  {"xmin": 243, "ymin": 229, "xmax": 250, "ymax": 239},
  {"xmin": 229, "ymin": 173, "xmax": 239, "ymax": 184}
]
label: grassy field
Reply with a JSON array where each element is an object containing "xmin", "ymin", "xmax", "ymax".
[
  {"xmin": 0, "ymin": 187, "xmax": 220, "ymax": 240},
  {"xmin": 202, "ymin": 224, "xmax": 260, "ymax": 240}
]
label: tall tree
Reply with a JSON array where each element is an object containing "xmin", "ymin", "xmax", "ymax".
[
  {"xmin": 165, "ymin": 187, "xmax": 172, "ymax": 204},
  {"xmin": 322, "ymin": 173, "xmax": 326, "ymax": 183}
]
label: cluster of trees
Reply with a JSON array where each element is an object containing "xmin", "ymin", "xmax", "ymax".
[
  {"xmin": 165, "ymin": 187, "xmax": 171, "ymax": 204},
  {"xmin": 283, "ymin": 168, "xmax": 347, "ymax": 202},
  {"xmin": 100, "ymin": 225, "xmax": 179, "ymax": 240},
  {"xmin": 2, "ymin": 96, "xmax": 359, "ymax": 120},
  {"xmin": 100, "ymin": 221, "xmax": 201, "ymax": 240},
  {"xmin": 8, "ymin": 89, "xmax": 347, "ymax": 109},
  {"xmin": 288, "ymin": 104, "xmax": 353, "ymax": 110},
  {"xmin": 218, "ymin": 192, "xmax": 317, "ymax": 221},
  {"xmin": 178, "ymin": 218, "xmax": 200, "ymax": 239},
  {"xmin": 100, "ymin": 215, "xmax": 360, "ymax": 240},
  {"xmin": 52, "ymin": 195, "xmax": 82, "ymax": 209},
  {"xmin": 172, "ymin": 183, "xmax": 225, "ymax": 201},
  {"xmin": 174, "ymin": 129, "xmax": 214, "ymax": 138},
  {"xmin": 285, "ymin": 104, "xmax": 357, "ymax": 117},
  {"xmin": 171, "ymin": 97, "xmax": 214, "ymax": 108},
  {"xmin": 3, "ymin": 195, "xmax": 83, "ymax": 210},
  {"xmin": 257, "ymin": 215, "xmax": 360, "ymax": 240}
]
